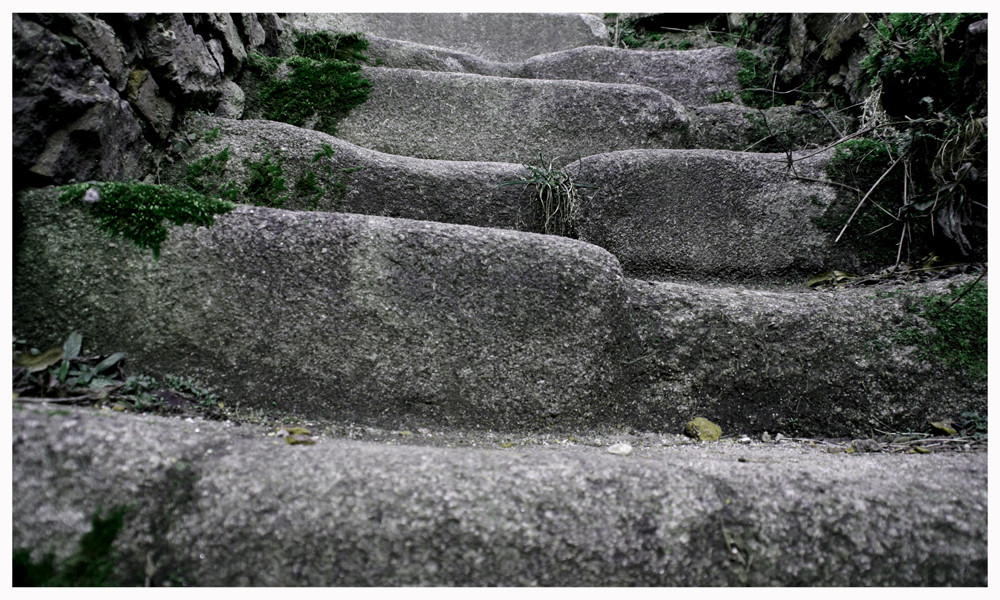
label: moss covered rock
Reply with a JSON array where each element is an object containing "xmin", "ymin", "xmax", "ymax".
[{"xmin": 685, "ymin": 417, "xmax": 722, "ymax": 441}]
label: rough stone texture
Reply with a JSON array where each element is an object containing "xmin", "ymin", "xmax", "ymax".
[
  {"xmin": 351, "ymin": 34, "xmax": 515, "ymax": 76},
  {"xmin": 12, "ymin": 404, "xmax": 987, "ymax": 586},
  {"xmin": 62, "ymin": 13, "xmax": 129, "ymax": 91},
  {"xmin": 519, "ymin": 45, "xmax": 742, "ymax": 107},
  {"xmin": 134, "ymin": 13, "xmax": 227, "ymax": 109},
  {"xmin": 285, "ymin": 12, "xmax": 609, "ymax": 63},
  {"xmin": 13, "ymin": 187, "xmax": 634, "ymax": 431},
  {"xmin": 778, "ymin": 13, "xmax": 872, "ymax": 104},
  {"xmin": 572, "ymin": 148, "xmax": 858, "ymax": 282},
  {"xmin": 169, "ymin": 118, "xmax": 892, "ymax": 283},
  {"xmin": 125, "ymin": 67, "xmax": 176, "ymax": 140},
  {"xmin": 285, "ymin": 22, "xmax": 741, "ymax": 108},
  {"xmin": 331, "ymin": 67, "xmax": 690, "ymax": 162},
  {"xmin": 12, "ymin": 13, "xmax": 287, "ymax": 189},
  {"xmin": 12, "ymin": 14, "xmax": 149, "ymax": 187},
  {"xmin": 166, "ymin": 117, "xmax": 532, "ymax": 229},
  {"xmin": 623, "ymin": 276, "xmax": 988, "ymax": 437}
]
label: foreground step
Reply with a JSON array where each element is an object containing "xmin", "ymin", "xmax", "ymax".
[
  {"xmin": 623, "ymin": 277, "xmax": 987, "ymax": 437},
  {"xmin": 285, "ymin": 12, "xmax": 609, "ymax": 63},
  {"xmin": 14, "ymin": 187, "xmax": 986, "ymax": 436},
  {"xmin": 14, "ymin": 187, "xmax": 634, "ymax": 431},
  {"xmin": 13, "ymin": 404, "xmax": 987, "ymax": 586},
  {"xmin": 173, "ymin": 118, "xmax": 864, "ymax": 282}
]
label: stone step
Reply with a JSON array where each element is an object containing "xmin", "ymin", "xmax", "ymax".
[
  {"xmin": 13, "ymin": 403, "xmax": 987, "ymax": 585},
  {"xmin": 328, "ymin": 67, "xmax": 690, "ymax": 162},
  {"xmin": 14, "ymin": 187, "xmax": 985, "ymax": 436},
  {"xmin": 167, "ymin": 117, "xmax": 869, "ymax": 282},
  {"xmin": 284, "ymin": 12, "xmax": 610, "ymax": 63},
  {"xmin": 283, "ymin": 67, "xmax": 848, "ymax": 162},
  {"xmin": 288, "ymin": 15, "xmax": 743, "ymax": 109}
]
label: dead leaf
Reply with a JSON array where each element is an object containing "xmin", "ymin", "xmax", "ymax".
[
  {"xmin": 285, "ymin": 434, "xmax": 315, "ymax": 445},
  {"xmin": 13, "ymin": 347, "xmax": 64, "ymax": 373}
]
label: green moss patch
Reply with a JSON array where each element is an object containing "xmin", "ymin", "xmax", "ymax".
[
  {"xmin": 14, "ymin": 505, "xmax": 128, "ymax": 586},
  {"xmin": 58, "ymin": 182, "xmax": 235, "ymax": 259},
  {"xmin": 897, "ymin": 279, "xmax": 987, "ymax": 380},
  {"xmin": 736, "ymin": 50, "xmax": 783, "ymax": 109},
  {"xmin": 248, "ymin": 32, "xmax": 371, "ymax": 135}
]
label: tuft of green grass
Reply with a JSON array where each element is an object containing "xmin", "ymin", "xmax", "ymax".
[
  {"xmin": 58, "ymin": 182, "xmax": 235, "ymax": 259},
  {"xmin": 710, "ymin": 90, "xmax": 735, "ymax": 103},
  {"xmin": 294, "ymin": 31, "xmax": 369, "ymax": 63},
  {"xmin": 500, "ymin": 155, "xmax": 596, "ymax": 238},
  {"xmin": 184, "ymin": 146, "xmax": 239, "ymax": 202}
]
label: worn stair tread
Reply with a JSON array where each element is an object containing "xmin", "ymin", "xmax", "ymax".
[
  {"xmin": 14, "ymin": 187, "xmax": 986, "ymax": 437},
  {"xmin": 288, "ymin": 17, "xmax": 745, "ymax": 109},
  {"xmin": 325, "ymin": 66, "xmax": 689, "ymax": 162},
  {"xmin": 285, "ymin": 12, "xmax": 609, "ymax": 63},
  {"xmin": 13, "ymin": 403, "xmax": 987, "ymax": 586},
  {"xmin": 172, "ymin": 117, "xmax": 863, "ymax": 282}
]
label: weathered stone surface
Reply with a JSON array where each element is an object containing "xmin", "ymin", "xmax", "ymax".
[
  {"xmin": 284, "ymin": 23, "xmax": 741, "ymax": 108},
  {"xmin": 125, "ymin": 67, "xmax": 175, "ymax": 140},
  {"xmin": 170, "ymin": 118, "xmax": 874, "ymax": 283},
  {"xmin": 62, "ymin": 13, "xmax": 129, "ymax": 91},
  {"xmin": 13, "ymin": 187, "xmax": 634, "ymax": 431},
  {"xmin": 135, "ymin": 13, "xmax": 226, "ymax": 109},
  {"xmin": 166, "ymin": 117, "xmax": 531, "ymax": 230},
  {"xmin": 285, "ymin": 12, "xmax": 609, "ymax": 63},
  {"xmin": 357, "ymin": 34, "xmax": 514, "ymax": 76},
  {"xmin": 193, "ymin": 13, "xmax": 247, "ymax": 74},
  {"xmin": 572, "ymin": 148, "xmax": 850, "ymax": 281},
  {"xmin": 332, "ymin": 67, "xmax": 690, "ymax": 162},
  {"xmin": 12, "ymin": 14, "xmax": 148, "ymax": 187},
  {"xmin": 12, "ymin": 404, "xmax": 987, "ymax": 585},
  {"xmin": 520, "ymin": 45, "xmax": 742, "ymax": 106},
  {"xmin": 623, "ymin": 276, "xmax": 988, "ymax": 437}
]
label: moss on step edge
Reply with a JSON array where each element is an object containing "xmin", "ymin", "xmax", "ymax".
[
  {"xmin": 58, "ymin": 182, "xmax": 236, "ymax": 259},
  {"xmin": 183, "ymin": 141, "xmax": 361, "ymax": 211},
  {"xmin": 894, "ymin": 279, "xmax": 988, "ymax": 380},
  {"xmin": 13, "ymin": 505, "xmax": 128, "ymax": 586}
]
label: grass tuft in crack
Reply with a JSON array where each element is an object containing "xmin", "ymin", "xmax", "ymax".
[{"xmin": 500, "ymin": 155, "xmax": 596, "ymax": 238}]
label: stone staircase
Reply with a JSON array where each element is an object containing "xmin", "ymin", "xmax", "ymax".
[{"xmin": 12, "ymin": 14, "xmax": 987, "ymax": 586}]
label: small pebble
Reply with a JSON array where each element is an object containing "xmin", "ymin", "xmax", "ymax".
[
  {"xmin": 607, "ymin": 442, "xmax": 633, "ymax": 456},
  {"xmin": 760, "ymin": 431, "xmax": 772, "ymax": 443}
]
